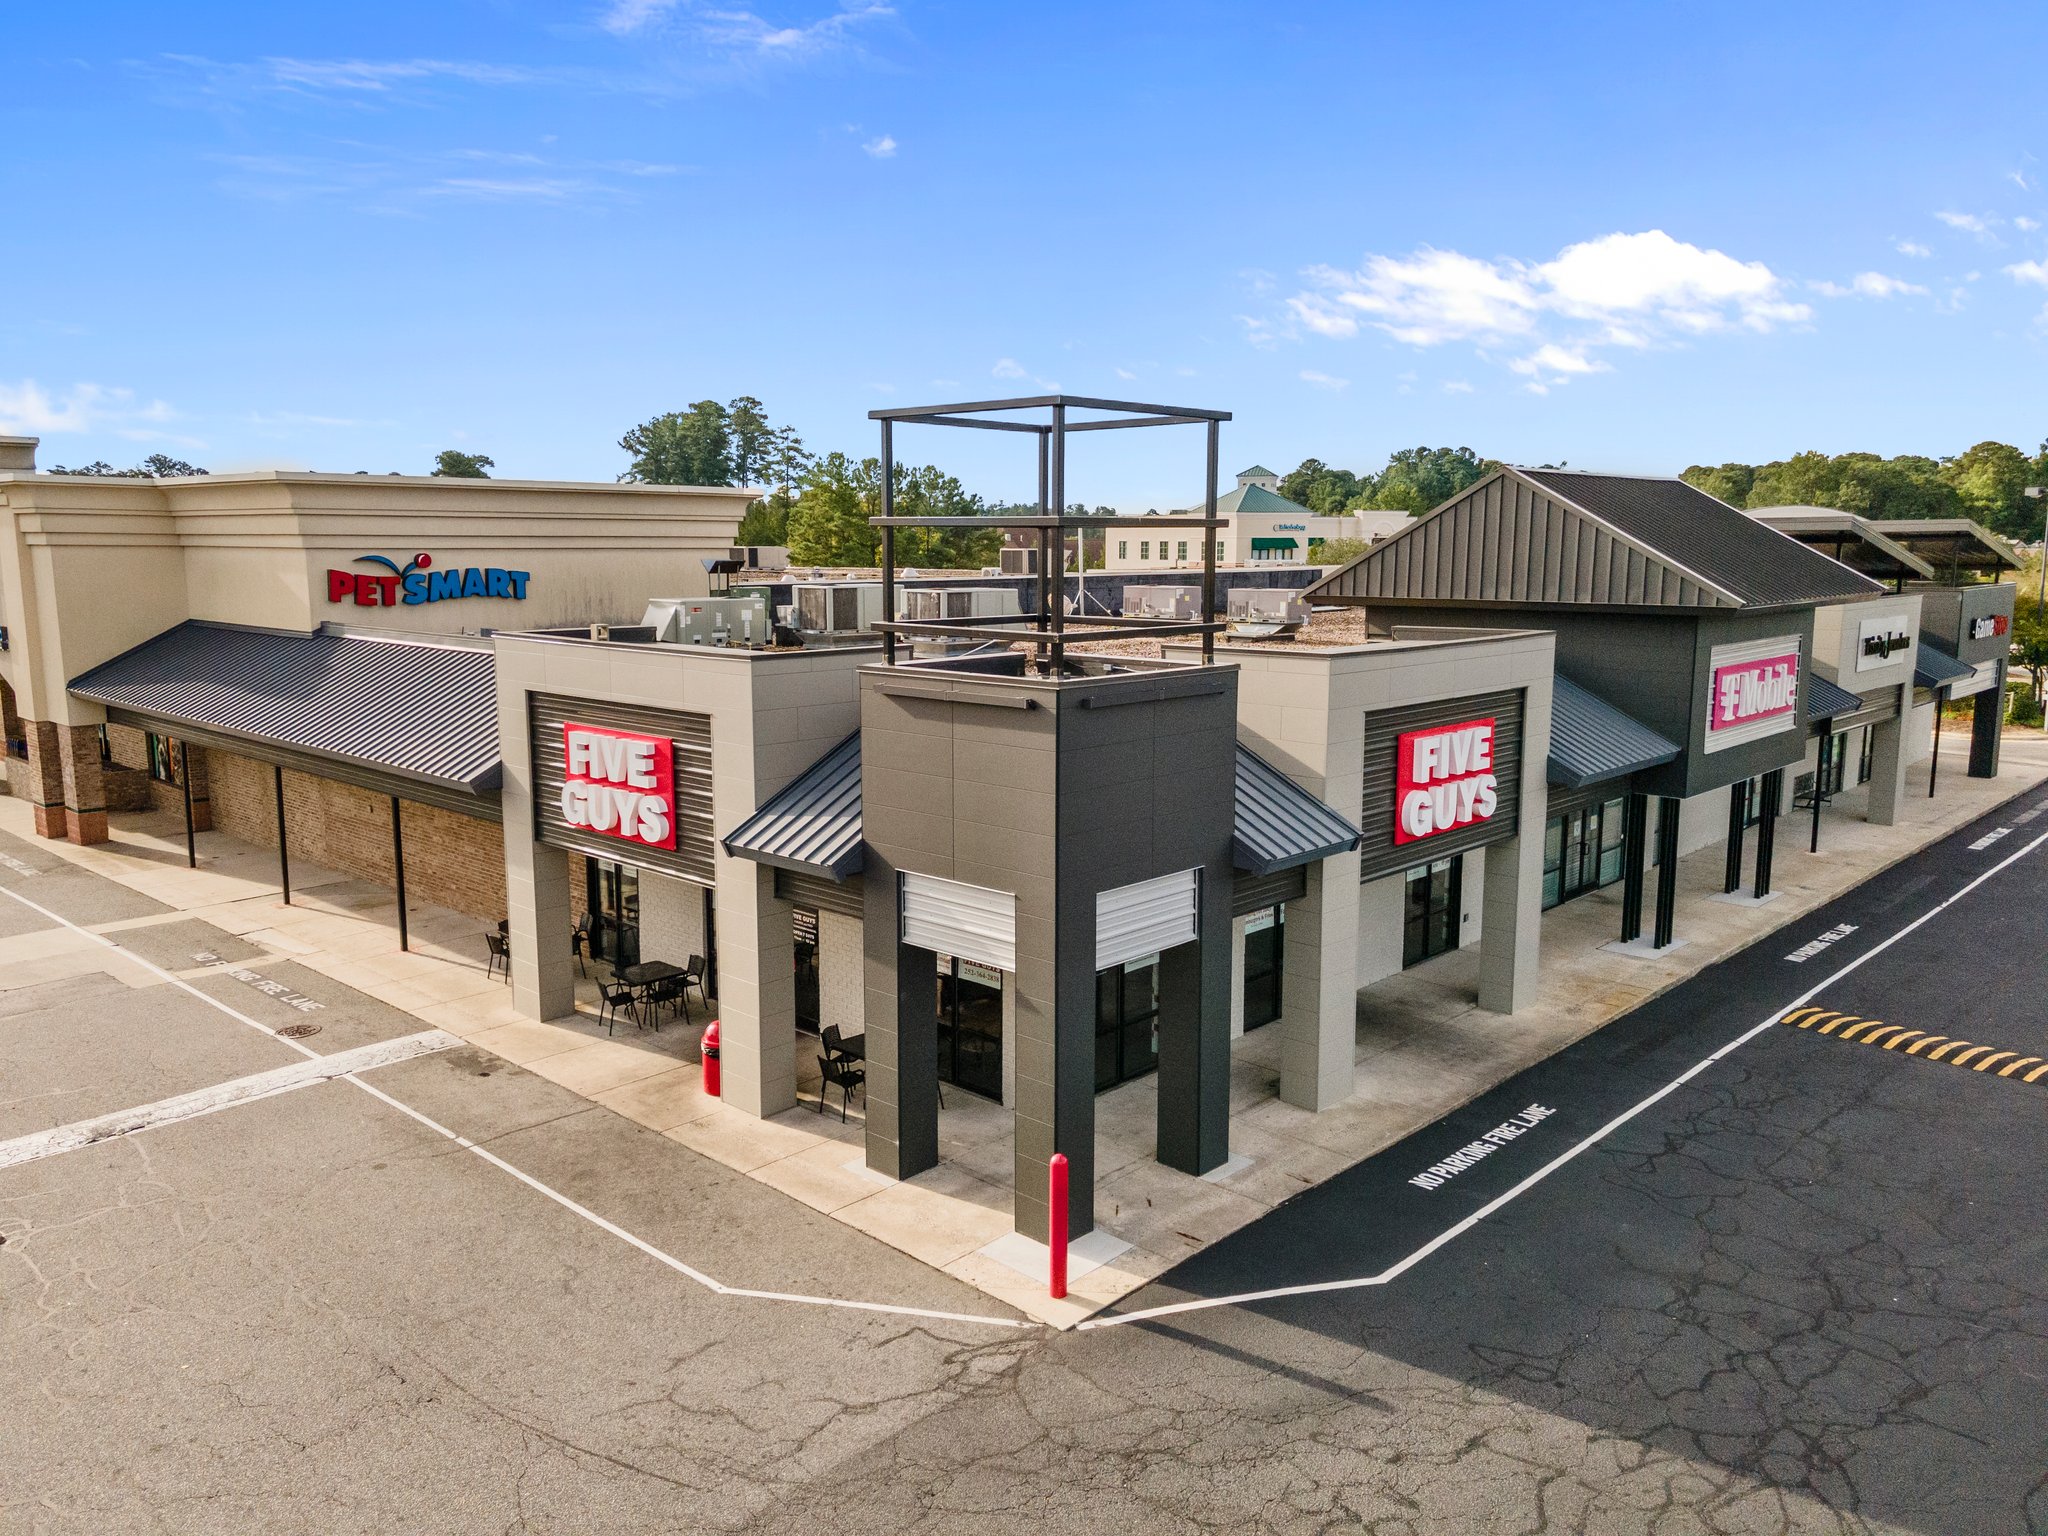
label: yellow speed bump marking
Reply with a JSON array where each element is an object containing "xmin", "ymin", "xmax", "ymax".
[{"xmin": 1776, "ymin": 1007, "xmax": 2045, "ymax": 1090}]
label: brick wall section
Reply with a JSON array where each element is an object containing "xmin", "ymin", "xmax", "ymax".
[
  {"xmin": 207, "ymin": 749, "xmax": 507, "ymax": 922},
  {"xmin": 104, "ymin": 723, "xmax": 208, "ymax": 820}
]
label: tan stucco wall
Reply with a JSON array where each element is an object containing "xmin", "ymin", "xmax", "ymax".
[{"xmin": 0, "ymin": 468, "xmax": 753, "ymax": 726}]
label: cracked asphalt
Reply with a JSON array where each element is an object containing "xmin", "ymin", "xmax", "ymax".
[{"xmin": 4, "ymin": 788, "xmax": 2046, "ymax": 1535}]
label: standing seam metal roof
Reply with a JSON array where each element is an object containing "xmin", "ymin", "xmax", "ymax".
[
  {"xmin": 720, "ymin": 733, "xmax": 866, "ymax": 880},
  {"xmin": 1546, "ymin": 675, "xmax": 1682, "ymax": 788},
  {"xmin": 721, "ymin": 735, "xmax": 1362, "ymax": 881},
  {"xmin": 1912, "ymin": 641, "xmax": 1977, "ymax": 690},
  {"xmin": 69, "ymin": 622, "xmax": 501, "ymax": 792},
  {"xmin": 1804, "ymin": 675, "xmax": 1863, "ymax": 721},
  {"xmin": 1519, "ymin": 470, "xmax": 1886, "ymax": 609}
]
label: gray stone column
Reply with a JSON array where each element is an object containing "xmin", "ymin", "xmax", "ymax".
[
  {"xmin": 716, "ymin": 861, "xmax": 797, "ymax": 1118},
  {"xmin": 1155, "ymin": 878, "xmax": 1230, "ymax": 1176},
  {"xmin": 1969, "ymin": 659, "xmax": 2005, "ymax": 778},
  {"xmin": 1278, "ymin": 854, "xmax": 1359, "ymax": 1111},
  {"xmin": 506, "ymin": 840, "xmax": 575, "ymax": 1020},
  {"xmin": 1865, "ymin": 702, "xmax": 1907, "ymax": 826},
  {"xmin": 1477, "ymin": 826, "xmax": 1542, "ymax": 1012}
]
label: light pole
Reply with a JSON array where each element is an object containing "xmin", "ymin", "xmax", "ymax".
[{"xmin": 2028, "ymin": 485, "xmax": 2046, "ymax": 610}]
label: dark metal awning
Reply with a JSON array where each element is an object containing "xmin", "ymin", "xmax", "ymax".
[
  {"xmin": 723, "ymin": 733, "xmax": 1363, "ymax": 883},
  {"xmin": 70, "ymin": 622, "xmax": 501, "ymax": 817},
  {"xmin": 1547, "ymin": 675, "xmax": 1681, "ymax": 789},
  {"xmin": 1913, "ymin": 641, "xmax": 1976, "ymax": 691},
  {"xmin": 722, "ymin": 732, "xmax": 865, "ymax": 880},
  {"xmin": 1233, "ymin": 744, "xmax": 1361, "ymax": 874},
  {"xmin": 1805, "ymin": 674, "xmax": 1862, "ymax": 722}
]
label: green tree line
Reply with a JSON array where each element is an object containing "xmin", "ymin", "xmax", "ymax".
[
  {"xmin": 1278, "ymin": 446, "xmax": 1501, "ymax": 516},
  {"xmin": 1681, "ymin": 441, "xmax": 2048, "ymax": 541}
]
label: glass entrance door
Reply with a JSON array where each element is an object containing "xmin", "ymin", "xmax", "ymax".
[
  {"xmin": 936, "ymin": 956, "xmax": 1003, "ymax": 1101},
  {"xmin": 793, "ymin": 909, "xmax": 820, "ymax": 1034},
  {"xmin": 1542, "ymin": 798, "xmax": 1627, "ymax": 909},
  {"xmin": 1095, "ymin": 955, "xmax": 1160, "ymax": 1090},
  {"xmin": 1241, "ymin": 907, "xmax": 1283, "ymax": 1030},
  {"xmin": 585, "ymin": 860, "xmax": 641, "ymax": 968},
  {"xmin": 1402, "ymin": 858, "xmax": 1461, "ymax": 967}
]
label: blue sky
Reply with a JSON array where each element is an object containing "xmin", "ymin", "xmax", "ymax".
[{"xmin": 5, "ymin": 1, "xmax": 2047, "ymax": 506}]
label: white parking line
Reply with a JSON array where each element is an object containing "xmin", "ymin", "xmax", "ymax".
[
  {"xmin": 1081, "ymin": 824, "xmax": 2048, "ymax": 1331},
  {"xmin": 0, "ymin": 883, "xmax": 1032, "ymax": 1332},
  {"xmin": 0, "ymin": 1030, "xmax": 460, "ymax": 1171}
]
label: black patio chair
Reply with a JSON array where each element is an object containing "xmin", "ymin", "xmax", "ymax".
[
  {"xmin": 646, "ymin": 975, "xmax": 686, "ymax": 1030},
  {"xmin": 817, "ymin": 1053, "xmax": 865, "ymax": 1122},
  {"xmin": 484, "ymin": 930, "xmax": 509, "ymax": 982},
  {"xmin": 570, "ymin": 915, "xmax": 593, "ymax": 977},
  {"xmin": 682, "ymin": 953, "xmax": 710, "ymax": 1010},
  {"xmin": 598, "ymin": 980, "xmax": 638, "ymax": 1036},
  {"xmin": 821, "ymin": 1023, "xmax": 859, "ymax": 1062}
]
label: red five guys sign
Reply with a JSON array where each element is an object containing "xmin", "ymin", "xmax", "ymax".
[
  {"xmin": 1395, "ymin": 716, "xmax": 1499, "ymax": 845},
  {"xmin": 560, "ymin": 723, "xmax": 677, "ymax": 850}
]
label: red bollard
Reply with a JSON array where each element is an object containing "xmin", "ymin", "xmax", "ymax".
[
  {"xmin": 699, "ymin": 1019, "xmax": 721, "ymax": 1097},
  {"xmin": 1048, "ymin": 1152, "xmax": 1069, "ymax": 1299}
]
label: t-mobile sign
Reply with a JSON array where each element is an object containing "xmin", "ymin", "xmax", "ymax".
[
  {"xmin": 1704, "ymin": 637, "xmax": 1801, "ymax": 753},
  {"xmin": 560, "ymin": 723, "xmax": 678, "ymax": 850},
  {"xmin": 1395, "ymin": 716, "xmax": 1499, "ymax": 845}
]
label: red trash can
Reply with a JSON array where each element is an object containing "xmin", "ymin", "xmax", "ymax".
[{"xmin": 700, "ymin": 1020, "xmax": 721, "ymax": 1097}]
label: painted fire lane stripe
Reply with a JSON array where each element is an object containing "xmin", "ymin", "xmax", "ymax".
[
  {"xmin": 0, "ymin": 1031, "xmax": 460, "ymax": 1171},
  {"xmin": 1081, "ymin": 823, "xmax": 2048, "ymax": 1332},
  {"xmin": 1998, "ymin": 1057, "xmax": 2044, "ymax": 1078},
  {"xmin": 1772, "ymin": 1010, "xmax": 2048, "ymax": 1091},
  {"xmin": 0, "ymin": 884, "xmax": 1031, "ymax": 1333}
]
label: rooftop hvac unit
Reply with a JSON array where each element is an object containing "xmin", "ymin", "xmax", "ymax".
[
  {"xmin": 1123, "ymin": 584, "xmax": 1202, "ymax": 621},
  {"xmin": 900, "ymin": 587, "xmax": 1024, "ymax": 622},
  {"xmin": 793, "ymin": 581, "xmax": 886, "ymax": 638},
  {"xmin": 999, "ymin": 546, "xmax": 1040, "ymax": 576},
  {"xmin": 641, "ymin": 596, "xmax": 770, "ymax": 647},
  {"xmin": 1226, "ymin": 588, "xmax": 1311, "ymax": 628}
]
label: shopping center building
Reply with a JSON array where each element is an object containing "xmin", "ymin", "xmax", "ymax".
[{"xmin": 0, "ymin": 416, "xmax": 2023, "ymax": 1249}]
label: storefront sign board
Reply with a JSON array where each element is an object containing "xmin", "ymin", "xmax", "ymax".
[
  {"xmin": 560, "ymin": 723, "xmax": 678, "ymax": 850},
  {"xmin": 1704, "ymin": 637, "xmax": 1801, "ymax": 754}
]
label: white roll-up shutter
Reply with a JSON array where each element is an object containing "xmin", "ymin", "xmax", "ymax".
[
  {"xmin": 1096, "ymin": 869, "xmax": 1199, "ymax": 972},
  {"xmin": 1950, "ymin": 660, "xmax": 2000, "ymax": 699},
  {"xmin": 900, "ymin": 873, "xmax": 1017, "ymax": 972}
]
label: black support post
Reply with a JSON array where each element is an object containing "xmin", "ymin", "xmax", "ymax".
[
  {"xmin": 1753, "ymin": 768, "xmax": 1781, "ymax": 899},
  {"xmin": 179, "ymin": 745, "xmax": 196, "ymax": 869},
  {"xmin": 1619, "ymin": 792, "xmax": 1648, "ymax": 944},
  {"xmin": 390, "ymin": 795, "xmax": 409, "ymax": 952},
  {"xmin": 1201, "ymin": 420, "xmax": 1219, "ymax": 666},
  {"xmin": 1929, "ymin": 688, "xmax": 1944, "ymax": 797},
  {"xmin": 273, "ymin": 763, "xmax": 290, "ymax": 904},
  {"xmin": 1049, "ymin": 401, "xmax": 1066, "ymax": 672},
  {"xmin": 1722, "ymin": 779, "xmax": 1748, "ymax": 893},
  {"xmin": 1652, "ymin": 797, "xmax": 1680, "ymax": 949},
  {"xmin": 879, "ymin": 419, "xmax": 896, "ymax": 666},
  {"xmin": 1810, "ymin": 723, "xmax": 1831, "ymax": 854}
]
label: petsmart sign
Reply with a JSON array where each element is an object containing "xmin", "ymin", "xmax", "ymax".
[
  {"xmin": 1396, "ymin": 717, "xmax": 1499, "ymax": 845},
  {"xmin": 327, "ymin": 552, "xmax": 531, "ymax": 608},
  {"xmin": 560, "ymin": 724, "xmax": 677, "ymax": 851},
  {"xmin": 1704, "ymin": 636, "xmax": 1802, "ymax": 754}
]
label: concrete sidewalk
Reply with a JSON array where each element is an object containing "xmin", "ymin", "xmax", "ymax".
[{"xmin": 4, "ymin": 727, "xmax": 2042, "ymax": 1327}]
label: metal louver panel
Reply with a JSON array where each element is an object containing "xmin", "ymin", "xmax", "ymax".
[
  {"xmin": 901, "ymin": 872, "xmax": 1016, "ymax": 971},
  {"xmin": 1231, "ymin": 865, "xmax": 1305, "ymax": 917},
  {"xmin": 777, "ymin": 868, "xmax": 863, "ymax": 919},
  {"xmin": 1096, "ymin": 868, "xmax": 1199, "ymax": 971},
  {"xmin": 529, "ymin": 693, "xmax": 715, "ymax": 885}
]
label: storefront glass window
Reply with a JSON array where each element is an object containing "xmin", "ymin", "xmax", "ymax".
[
  {"xmin": 145, "ymin": 733, "xmax": 180, "ymax": 785},
  {"xmin": 1242, "ymin": 907, "xmax": 1283, "ymax": 1029},
  {"xmin": 1403, "ymin": 858, "xmax": 1460, "ymax": 966},
  {"xmin": 1095, "ymin": 955, "xmax": 1160, "ymax": 1090},
  {"xmin": 935, "ymin": 955, "xmax": 1003, "ymax": 1100},
  {"xmin": 585, "ymin": 860, "xmax": 640, "ymax": 968},
  {"xmin": 1542, "ymin": 797, "xmax": 1628, "ymax": 911}
]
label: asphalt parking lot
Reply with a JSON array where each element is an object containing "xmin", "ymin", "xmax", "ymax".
[{"xmin": 5, "ymin": 784, "xmax": 2047, "ymax": 1534}]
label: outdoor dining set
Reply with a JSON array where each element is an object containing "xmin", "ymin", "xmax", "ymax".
[{"xmin": 483, "ymin": 918, "xmax": 708, "ymax": 1035}]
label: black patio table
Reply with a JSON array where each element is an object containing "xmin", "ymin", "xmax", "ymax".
[{"xmin": 615, "ymin": 960, "xmax": 689, "ymax": 1022}]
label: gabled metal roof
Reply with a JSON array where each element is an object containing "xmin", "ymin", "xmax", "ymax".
[
  {"xmin": 1307, "ymin": 468, "xmax": 1886, "ymax": 613},
  {"xmin": 69, "ymin": 622, "xmax": 500, "ymax": 802},
  {"xmin": 721, "ymin": 734, "xmax": 1362, "ymax": 883},
  {"xmin": 1547, "ymin": 675, "xmax": 1681, "ymax": 789},
  {"xmin": 721, "ymin": 732, "xmax": 865, "ymax": 880},
  {"xmin": 1233, "ymin": 745, "xmax": 1362, "ymax": 875},
  {"xmin": 1805, "ymin": 674, "xmax": 1863, "ymax": 721},
  {"xmin": 1878, "ymin": 518, "xmax": 2023, "ymax": 576},
  {"xmin": 1913, "ymin": 640, "xmax": 1976, "ymax": 691}
]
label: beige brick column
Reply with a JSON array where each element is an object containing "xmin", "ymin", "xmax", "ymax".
[
  {"xmin": 714, "ymin": 861, "xmax": 797, "ymax": 1117},
  {"xmin": 56, "ymin": 725, "xmax": 109, "ymax": 845},
  {"xmin": 1865, "ymin": 703, "xmax": 1907, "ymax": 827},
  {"xmin": 1279, "ymin": 852, "xmax": 1361, "ymax": 1111},
  {"xmin": 22, "ymin": 721, "xmax": 68, "ymax": 839}
]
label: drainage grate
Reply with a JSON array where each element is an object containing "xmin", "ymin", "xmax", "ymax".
[{"xmin": 276, "ymin": 1023, "xmax": 322, "ymax": 1039}]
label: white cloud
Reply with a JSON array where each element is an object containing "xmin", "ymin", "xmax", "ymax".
[
  {"xmin": 1441, "ymin": 379, "xmax": 1475, "ymax": 394},
  {"xmin": 1894, "ymin": 239, "xmax": 1932, "ymax": 258},
  {"xmin": 1936, "ymin": 210, "xmax": 2000, "ymax": 240},
  {"xmin": 861, "ymin": 134, "xmax": 896, "ymax": 159},
  {"xmin": 261, "ymin": 56, "xmax": 539, "ymax": 91},
  {"xmin": 1113, "ymin": 367, "xmax": 1137, "ymax": 381},
  {"xmin": 1298, "ymin": 370, "xmax": 1349, "ymax": 390},
  {"xmin": 1812, "ymin": 271, "xmax": 1929, "ymax": 299},
  {"xmin": 2017, "ymin": 216, "xmax": 2042, "ymax": 232},
  {"xmin": 0, "ymin": 380, "xmax": 184, "ymax": 440},
  {"xmin": 991, "ymin": 358, "xmax": 1028, "ymax": 379},
  {"xmin": 602, "ymin": 0, "xmax": 677, "ymax": 32},
  {"xmin": 607, "ymin": 1, "xmax": 896, "ymax": 56},
  {"xmin": 1284, "ymin": 229, "xmax": 1804, "ymax": 386},
  {"xmin": 2010, "ymin": 170, "xmax": 2032, "ymax": 191},
  {"xmin": 2007, "ymin": 259, "xmax": 2048, "ymax": 287}
]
